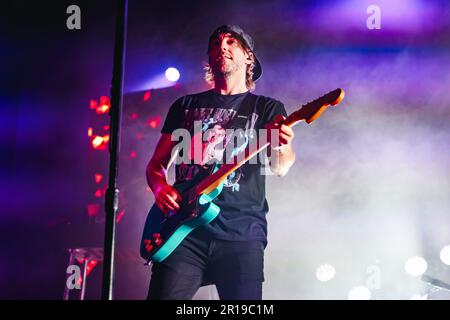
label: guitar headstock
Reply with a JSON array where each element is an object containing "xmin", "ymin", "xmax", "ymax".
[{"xmin": 284, "ymin": 88, "xmax": 345, "ymax": 127}]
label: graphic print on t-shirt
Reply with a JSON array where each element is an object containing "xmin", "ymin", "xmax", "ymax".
[{"xmin": 176, "ymin": 107, "xmax": 259, "ymax": 192}]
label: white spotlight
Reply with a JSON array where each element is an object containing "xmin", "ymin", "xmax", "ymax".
[
  {"xmin": 348, "ymin": 286, "xmax": 371, "ymax": 300},
  {"xmin": 165, "ymin": 67, "xmax": 180, "ymax": 82},
  {"xmin": 404, "ymin": 256, "xmax": 428, "ymax": 277},
  {"xmin": 440, "ymin": 245, "xmax": 450, "ymax": 266},
  {"xmin": 315, "ymin": 264, "xmax": 336, "ymax": 282}
]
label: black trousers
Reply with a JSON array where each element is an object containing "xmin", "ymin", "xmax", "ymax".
[{"xmin": 147, "ymin": 230, "xmax": 265, "ymax": 300}]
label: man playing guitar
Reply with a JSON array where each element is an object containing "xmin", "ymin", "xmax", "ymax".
[{"xmin": 145, "ymin": 25, "xmax": 295, "ymax": 300}]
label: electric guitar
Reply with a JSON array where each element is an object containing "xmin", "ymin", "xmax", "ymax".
[{"xmin": 140, "ymin": 88, "xmax": 345, "ymax": 262}]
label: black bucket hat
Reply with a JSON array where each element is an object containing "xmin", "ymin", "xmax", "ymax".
[{"xmin": 207, "ymin": 24, "xmax": 262, "ymax": 81}]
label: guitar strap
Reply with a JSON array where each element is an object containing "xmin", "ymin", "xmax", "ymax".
[
  {"xmin": 219, "ymin": 92, "xmax": 261, "ymax": 165},
  {"xmin": 226, "ymin": 92, "xmax": 258, "ymax": 131}
]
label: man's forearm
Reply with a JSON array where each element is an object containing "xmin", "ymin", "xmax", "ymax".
[
  {"xmin": 146, "ymin": 161, "xmax": 168, "ymax": 193},
  {"xmin": 269, "ymin": 143, "xmax": 296, "ymax": 176}
]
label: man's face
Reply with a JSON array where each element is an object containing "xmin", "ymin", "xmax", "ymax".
[{"xmin": 209, "ymin": 33, "xmax": 252, "ymax": 79}]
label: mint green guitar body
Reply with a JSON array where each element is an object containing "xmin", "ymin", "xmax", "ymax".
[{"xmin": 140, "ymin": 168, "xmax": 223, "ymax": 262}]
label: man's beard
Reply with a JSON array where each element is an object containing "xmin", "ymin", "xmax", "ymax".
[{"xmin": 211, "ymin": 57, "xmax": 240, "ymax": 79}]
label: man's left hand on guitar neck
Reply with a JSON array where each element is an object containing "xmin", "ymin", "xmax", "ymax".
[{"xmin": 265, "ymin": 115, "xmax": 296, "ymax": 176}]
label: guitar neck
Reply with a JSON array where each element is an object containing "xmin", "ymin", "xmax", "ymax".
[
  {"xmin": 195, "ymin": 88, "xmax": 345, "ymax": 196},
  {"xmin": 195, "ymin": 141, "xmax": 271, "ymax": 196},
  {"xmin": 194, "ymin": 111, "xmax": 308, "ymax": 196}
]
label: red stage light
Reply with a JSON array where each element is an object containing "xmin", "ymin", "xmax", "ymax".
[
  {"xmin": 91, "ymin": 135, "xmax": 110, "ymax": 150},
  {"xmin": 87, "ymin": 204, "xmax": 100, "ymax": 217},
  {"xmin": 89, "ymin": 99, "xmax": 98, "ymax": 109},
  {"xmin": 91, "ymin": 136, "xmax": 104, "ymax": 149},
  {"xmin": 148, "ymin": 117, "xmax": 161, "ymax": 129},
  {"xmin": 96, "ymin": 105, "xmax": 110, "ymax": 114},
  {"xmin": 130, "ymin": 112, "xmax": 138, "ymax": 120},
  {"xmin": 88, "ymin": 128, "xmax": 93, "ymax": 137},
  {"xmin": 116, "ymin": 210, "xmax": 125, "ymax": 223},
  {"xmin": 143, "ymin": 91, "xmax": 152, "ymax": 101},
  {"xmin": 130, "ymin": 151, "xmax": 137, "ymax": 158},
  {"xmin": 94, "ymin": 189, "xmax": 102, "ymax": 198},
  {"xmin": 96, "ymin": 96, "xmax": 111, "ymax": 114},
  {"xmin": 86, "ymin": 259, "xmax": 98, "ymax": 276},
  {"xmin": 103, "ymin": 125, "xmax": 110, "ymax": 131},
  {"xmin": 99, "ymin": 95, "xmax": 110, "ymax": 106},
  {"xmin": 94, "ymin": 173, "xmax": 103, "ymax": 183}
]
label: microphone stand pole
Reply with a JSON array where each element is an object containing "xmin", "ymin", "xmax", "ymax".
[{"xmin": 101, "ymin": 0, "xmax": 128, "ymax": 300}]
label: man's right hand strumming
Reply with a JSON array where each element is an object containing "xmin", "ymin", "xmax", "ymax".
[
  {"xmin": 146, "ymin": 133, "xmax": 183, "ymax": 215},
  {"xmin": 153, "ymin": 183, "xmax": 182, "ymax": 215}
]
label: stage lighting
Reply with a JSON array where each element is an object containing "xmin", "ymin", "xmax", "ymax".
[
  {"xmin": 86, "ymin": 260, "xmax": 98, "ymax": 277},
  {"xmin": 348, "ymin": 286, "xmax": 371, "ymax": 300},
  {"xmin": 148, "ymin": 116, "xmax": 161, "ymax": 129},
  {"xmin": 405, "ymin": 256, "xmax": 428, "ymax": 277},
  {"xmin": 165, "ymin": 67, "xmax": 180, "ymax": 82},
  {"xmin": 315, "ymin": 264, "xmax": 335, "ymax": 282},
  {"xmin": 94, "ymin": 173, "xmax": 103, "ymax": 184},
  {"xmin": 440, "ymin": 245, "xmax": 450, "ymax": 266},
  {"xmin": 116, "ymin": 210, "xmax": 125, "ymax": 223},
  {"xmin": 89, "ymin": 99, "xmax": 98, "ymax": 110},
  {"xmin": 94, "ymin": 189, "xmax": 102, "ymax": 198},
  {"xmin": 91, "ymin": 136, "xmax": 104, "ymax": 149},
  {"xmin": 143, "ymin": 90, "xmax": 152, "ymax": 101},
  {"xmin": 87, "ymin": 204, "xmax": 100, "ymax": 217},
  {"xmin": 91, "ymin": 134, "xmax": 109, "ymax": 150},
  {"xmin": 95, "ymin": 96, "xmax": 111, "ymax": 114}
]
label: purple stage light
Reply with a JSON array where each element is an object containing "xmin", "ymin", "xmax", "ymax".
[{"xmin": 302, "ymin": 0, "xmax": 446, "ymax": 39}]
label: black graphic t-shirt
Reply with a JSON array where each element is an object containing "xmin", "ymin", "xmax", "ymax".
[{"xmin": 161, "ymin": 89, "xmax": 287, "ymax": 245}]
